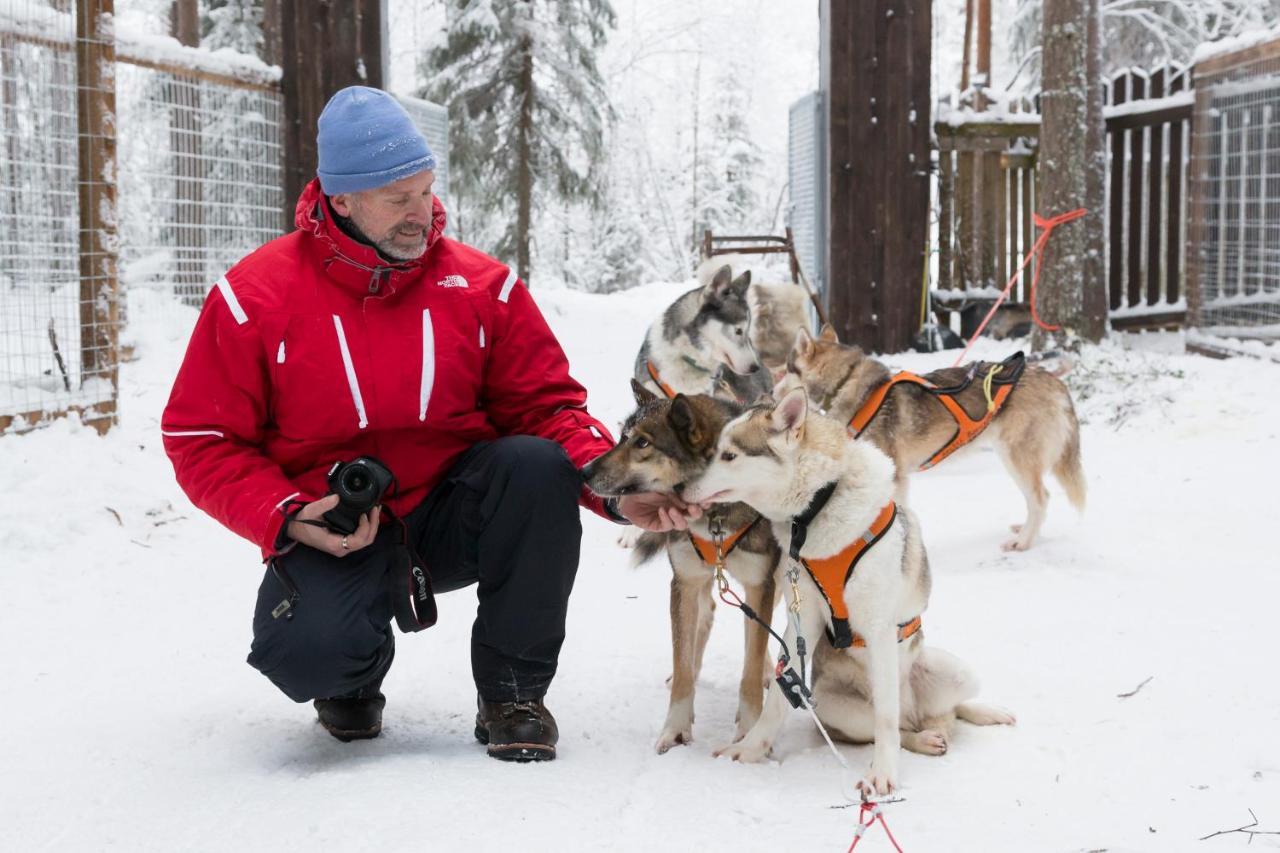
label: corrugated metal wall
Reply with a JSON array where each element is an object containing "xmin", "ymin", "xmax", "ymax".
[
  {"xmin": 787, "ymin": 91, "xmax": 826, "ymax": 303},
  {"xmin": 396, "ymin": 94, "xmax": 450, "ymax": 204}
]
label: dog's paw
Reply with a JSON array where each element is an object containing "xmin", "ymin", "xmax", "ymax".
[
  {"xmin": 903, "ymin": 728, "xmax": 948, "ymax": 756},
  {"xmin": 1001, "ymin": 536, "xmax": 1031, "ymax": 552},
  {"xmin": 616, "ymin": 527, "xmax": 645, "ymax": 549},
  {"xmin": 957, "ymin": 701, "xmax": 1017, "ymax": 726},
  {"xmin": 858, "ymin": 769, "xmax": 898, "ymax": 797},
  {"xmin": 655, "ymin": 726, "xmax": 693, "ymax": 754},
  {"xmin": 713, "ymin": 739, "xmax": 771, "ymax": 763}
]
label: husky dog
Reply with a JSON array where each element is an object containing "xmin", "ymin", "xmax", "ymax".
[
  {"xmin": 748, "ymin": 280, "xmax": 811, "ymax": 373},
  {"xmin": 778, "ymin": 325, "xmax": 1086, "ymax": 550},
  {"xmin": 683, "ymin": 389, "xmax": 1014, "ymax": 793},
  {"xmin": 711, "ymin": 363, "xmax": 774, "ymax": 406},
  {"xmin": 634, "ymin": 263, "xmax": 761, "ymax": 399},
  {"xmin": 581, "ymin": 383, "xmax": 781, "ymax": 753}
]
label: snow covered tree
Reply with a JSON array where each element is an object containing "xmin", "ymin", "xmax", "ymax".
[
  {"xmin": 421, "ymin": 0, "xmax": 615, "ymax": 285},
  {"xmin": 690, "ymin": 69, "xmax": 763, "ymax": 252},
  {"xmin": 1010, "ymin": 0, "xmax": 1280, "ymax": 84},
  {"xmin": 201, "ymin": 0, "xmax": 263, "ymax": 57}
]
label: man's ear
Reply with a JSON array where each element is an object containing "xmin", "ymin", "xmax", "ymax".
[
  {"xmin": 631, "ymin": 378, "xmax": 658, "ymax": 406},
  {"xmin": 329, "ymin": 192, "xmax": 354, "ymax": 218},
  {"xmin": 770, "ymin": 387, "xmax": 807, "ymax": 443},
  {"xmin": 669, "ymin": 394, "xmax": 705, "ymax": 447},
  {"xmin": 819, "ymin": 323, "xmax": 839, "ymax": 343}
]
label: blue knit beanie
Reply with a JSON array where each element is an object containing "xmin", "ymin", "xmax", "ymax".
[{"xmin": 316, "ymin": 86, "xmax": 436, "ymax": 195}]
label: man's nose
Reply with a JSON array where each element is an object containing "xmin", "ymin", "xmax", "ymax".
[{"xmin": 407, "ymin": 194, "xmax": 432, "ymax": 223}]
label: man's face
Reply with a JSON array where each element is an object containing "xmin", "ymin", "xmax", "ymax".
[{"xmin": 331, "ymin": 170, "xmax": 436, "ymax": 261}]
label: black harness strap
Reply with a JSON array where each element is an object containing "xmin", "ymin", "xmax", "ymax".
[{"xmin": 789, "ymin": 481, "xmax": 837, "ymax": 561}]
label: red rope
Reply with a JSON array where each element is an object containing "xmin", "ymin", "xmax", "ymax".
[
  {"xmin": 952, "ymin": 207, "xmax": 1088, "ymax": 367},
  {"xmin": 846, "ymin": 801, "xmax": 905, "ymax": 852}
]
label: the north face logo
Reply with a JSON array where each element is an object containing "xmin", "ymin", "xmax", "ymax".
[{"xmin": 437, "ymin": 275, "xmax": 469, "ymax": 288}]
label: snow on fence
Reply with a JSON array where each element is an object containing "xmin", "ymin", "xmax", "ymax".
[
  {"xmin": 0, "ymin": 0, "xmax": 284, "ymax": 433},
  {"xmin": 1188, "ymin": 38, "xmax": 1280, "ymax": 340},
  {"xmin": 934, "ymin": 63, "xmax": 1194, "ymax": 334}
]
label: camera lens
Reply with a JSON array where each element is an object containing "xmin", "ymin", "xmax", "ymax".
[{"xmin": 341, "ymin": 466, "xmax": 373, "ymax": 499}]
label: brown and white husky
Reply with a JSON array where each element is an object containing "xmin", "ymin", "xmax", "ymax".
[
  {"xmin": 682, "ymin": 389, "xmax": 1014, "ymax": 794},
  {"xmin": 778, "ymin": 326, "xmax": 1086, "ymax": 550},
  {"xmin": 581, "ymin": 385, "xmax": 781, "ymax": 753}
]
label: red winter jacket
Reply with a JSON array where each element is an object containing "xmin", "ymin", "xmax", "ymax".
[{"xmin": 162, "ymin": 179, "xmax": 616, "ymax": 555}]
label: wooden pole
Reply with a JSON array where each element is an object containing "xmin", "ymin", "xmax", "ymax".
[
  {"xmin": 823, "ymin": 0, "xmax": 931, "ymax": 353},
  {"xmin": 76, "ymin": 0, "xmax": 119, "ymax": 433},
  {"xmin": 280, "ymin": 0, "xmax": 387, "ymax": 226},
  {"xmin": 960, "ymin": 0, "xmax": 973, "ymax": 91}
]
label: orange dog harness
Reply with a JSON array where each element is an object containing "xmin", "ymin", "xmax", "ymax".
[
  {"xmin": 847, "ymin": 352, "xmax": 1026, "ymax": 470},
  {"xmin": 646, "ymin": 361, "xmax": 678, "ymax": 399},
  {"xmin": 688, "ymin": 514, "xmax": 763, "ymax": 566},
  {"xmin": 794, "ymin": 500, "xmax": 917, "ymax": 648}
]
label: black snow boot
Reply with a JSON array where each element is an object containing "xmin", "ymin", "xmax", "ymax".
[
  {"xmin": 313, "ymin": 643, "xmax": 393, "ymax": 743},
  {"xmin": 314, "ymin": 675, "xmax": 387, "ymax": 742},
  {"xmin": 474, "ymin": 696, "xmax": 559, "ymax": 762}
]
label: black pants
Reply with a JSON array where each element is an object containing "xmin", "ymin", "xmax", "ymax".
[{"xmin": 246, "ymin": 436, "xmax": 584, "ymax": 704}]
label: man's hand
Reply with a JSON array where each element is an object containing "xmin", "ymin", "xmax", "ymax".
[
  {"xmin": 615, "ymin": 492, "xmax": 704, "ymax": 532},
  {"xmin": 285, "ymin": 495, "xmax": 381, "ymax": 557}
]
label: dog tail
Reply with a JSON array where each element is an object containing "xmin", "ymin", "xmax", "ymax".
[
  {"xmin": 1053, "ymin": 408, "xmax": 1087, "ymax": 513},
  {"xmin": 631, "ymin": 531, "xmax": 668, "ymax": 567}
]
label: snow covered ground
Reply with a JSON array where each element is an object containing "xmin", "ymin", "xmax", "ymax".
[{"xmin": 2, "ymin": 280, "xmax": 1278, "ymax": 852}]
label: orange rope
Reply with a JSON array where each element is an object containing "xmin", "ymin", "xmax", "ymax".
[{"xmin": 952, "ymin": 207, "xmax": 1088, "ymax": 367}]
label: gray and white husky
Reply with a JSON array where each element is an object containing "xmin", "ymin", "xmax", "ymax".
[
  {"xmin": 683, "ymin": 389, "xmax": 1014, "ymax": 794},
  {"xmin": 633, "ymin": 261, "xmax": 762, "ymax": 399}
]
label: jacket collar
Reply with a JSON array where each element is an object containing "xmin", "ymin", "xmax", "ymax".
[{"xmin": 292, "ymin": 177, "xmax": 448, "ymax": 299}]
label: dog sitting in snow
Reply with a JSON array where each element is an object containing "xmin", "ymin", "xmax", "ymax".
[
  {"xmin": 682, "ymin": 388, "xmax": 1014, "ymax": 794},
  {"xmin": 582, "ymin": 384, "xmax": 781, "ymax": 752},
  {"xmin": 776, "ymin": 325, "xmax": 1086, "ymax": 550}
]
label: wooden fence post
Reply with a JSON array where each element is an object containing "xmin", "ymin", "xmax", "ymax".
[{"xmin": 76, "ymin": 0, "xmax": 119, "ymax": 433}]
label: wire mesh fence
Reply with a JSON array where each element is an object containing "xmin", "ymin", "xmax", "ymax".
[
  {"xmin": 116, "ymin": 63, "xmax": 284, "ymax": 305},
  {"xmin": 1190, "ymin": 41, "xmax": 1280, "ymax": 340},
  {"xmin": 1, "ymin": 0, "xmax": 287, "ymax": 432},
  {"xmin": 1, "ymin": 0, "xmax": 116, "ymax": 432}
]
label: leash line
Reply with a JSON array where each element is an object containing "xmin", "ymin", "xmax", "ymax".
[{"xmin": 952, "ymin": 207, "xmax": 1087, "ymax": 367}]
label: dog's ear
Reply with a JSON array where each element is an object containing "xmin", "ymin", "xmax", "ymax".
[
  {"xmin": 819, "ymin": 323, "xmax": 839, "ymax": 343},
  {"xmin": 631, "ymin": 378, "xmax": 658, "ymax": 406},
  {"xmin": 792, "ymin": 327, "xmax": 815, "ymax": 361},
  {"xmin": 669, "ymin": 394, "xmax": 706, "ymax": 447},
  {"xmin": 769, "ymin": 387, "xmax": 807, "ymax": 443},
  {"xmin": 729, "ymin": 270, "xmax": 752, "ymax": 293},
  {"xmin": 704, "ymin": 264, "xmax": 733, "ymax": 301}
]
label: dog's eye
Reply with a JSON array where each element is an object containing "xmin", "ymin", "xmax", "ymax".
[
  {"xmin": 720, "ymin": 450, "xmax": 737, "ymax": 462},
  {"xmin": 634, "ymin": 437, "xmax": 650, "ymax": 449}
]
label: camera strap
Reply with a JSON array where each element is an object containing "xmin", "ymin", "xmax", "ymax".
[{"xmin": 389, "ymin": 513, "xmax": 437, "ymax": 633}]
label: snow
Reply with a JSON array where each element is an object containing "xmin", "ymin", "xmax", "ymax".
[
  {"xmin": 1194, "ymin": 23, "xmax": 1280, "ymax": 65},
  {"xmin": 3, "ymin": 281, "xmax": 1280, "ymax": 851}
]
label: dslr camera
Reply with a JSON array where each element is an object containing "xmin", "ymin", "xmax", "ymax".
[{"xmin": 323, "ymin": 456, "xmax": 395, "ymax": 535}]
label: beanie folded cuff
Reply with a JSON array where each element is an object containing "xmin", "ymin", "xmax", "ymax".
[{"xmin": 318, "ymin": 153, "xmax": 438, "ymax": 195}]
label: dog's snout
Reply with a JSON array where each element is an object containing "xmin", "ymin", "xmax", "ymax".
[
  {"xmin": 673, "ymin": 482, "xmax": 686, "ymax": 496},
  {"xmin": 747, "ymin": 364, "xmax": 760, "ymax": 374},
  {"xmin": 579, "ymin": 461, "xmax": 595, "ymax": 482}
]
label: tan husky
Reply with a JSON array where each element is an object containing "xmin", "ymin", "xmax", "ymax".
[
  {"xmin": 683, "ymin": 389, "xmax": 1014, "ymax": 794},
  {"xmin": 581, "ymin": 384, "xmax": 781, "ymax": 752},
  {"xmin": 778, "ymin": 326, "xmax": 1086, "ymax": 550}
]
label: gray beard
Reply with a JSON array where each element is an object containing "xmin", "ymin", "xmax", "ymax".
[{"xmin": 331, "ymin": 206, "xmax": 426, "ymax": 262}]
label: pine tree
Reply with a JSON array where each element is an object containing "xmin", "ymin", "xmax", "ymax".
[
  {"xmin": 201, "ymin": 0, "xmax": 264, "ymax": 57},
  {"xmin": 421, "ymin": 0, "xmax": 615, "ymax": 284},
  {"xmin": 694, "ymin": 70, "xmax": 763, "ymax": 245}
]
